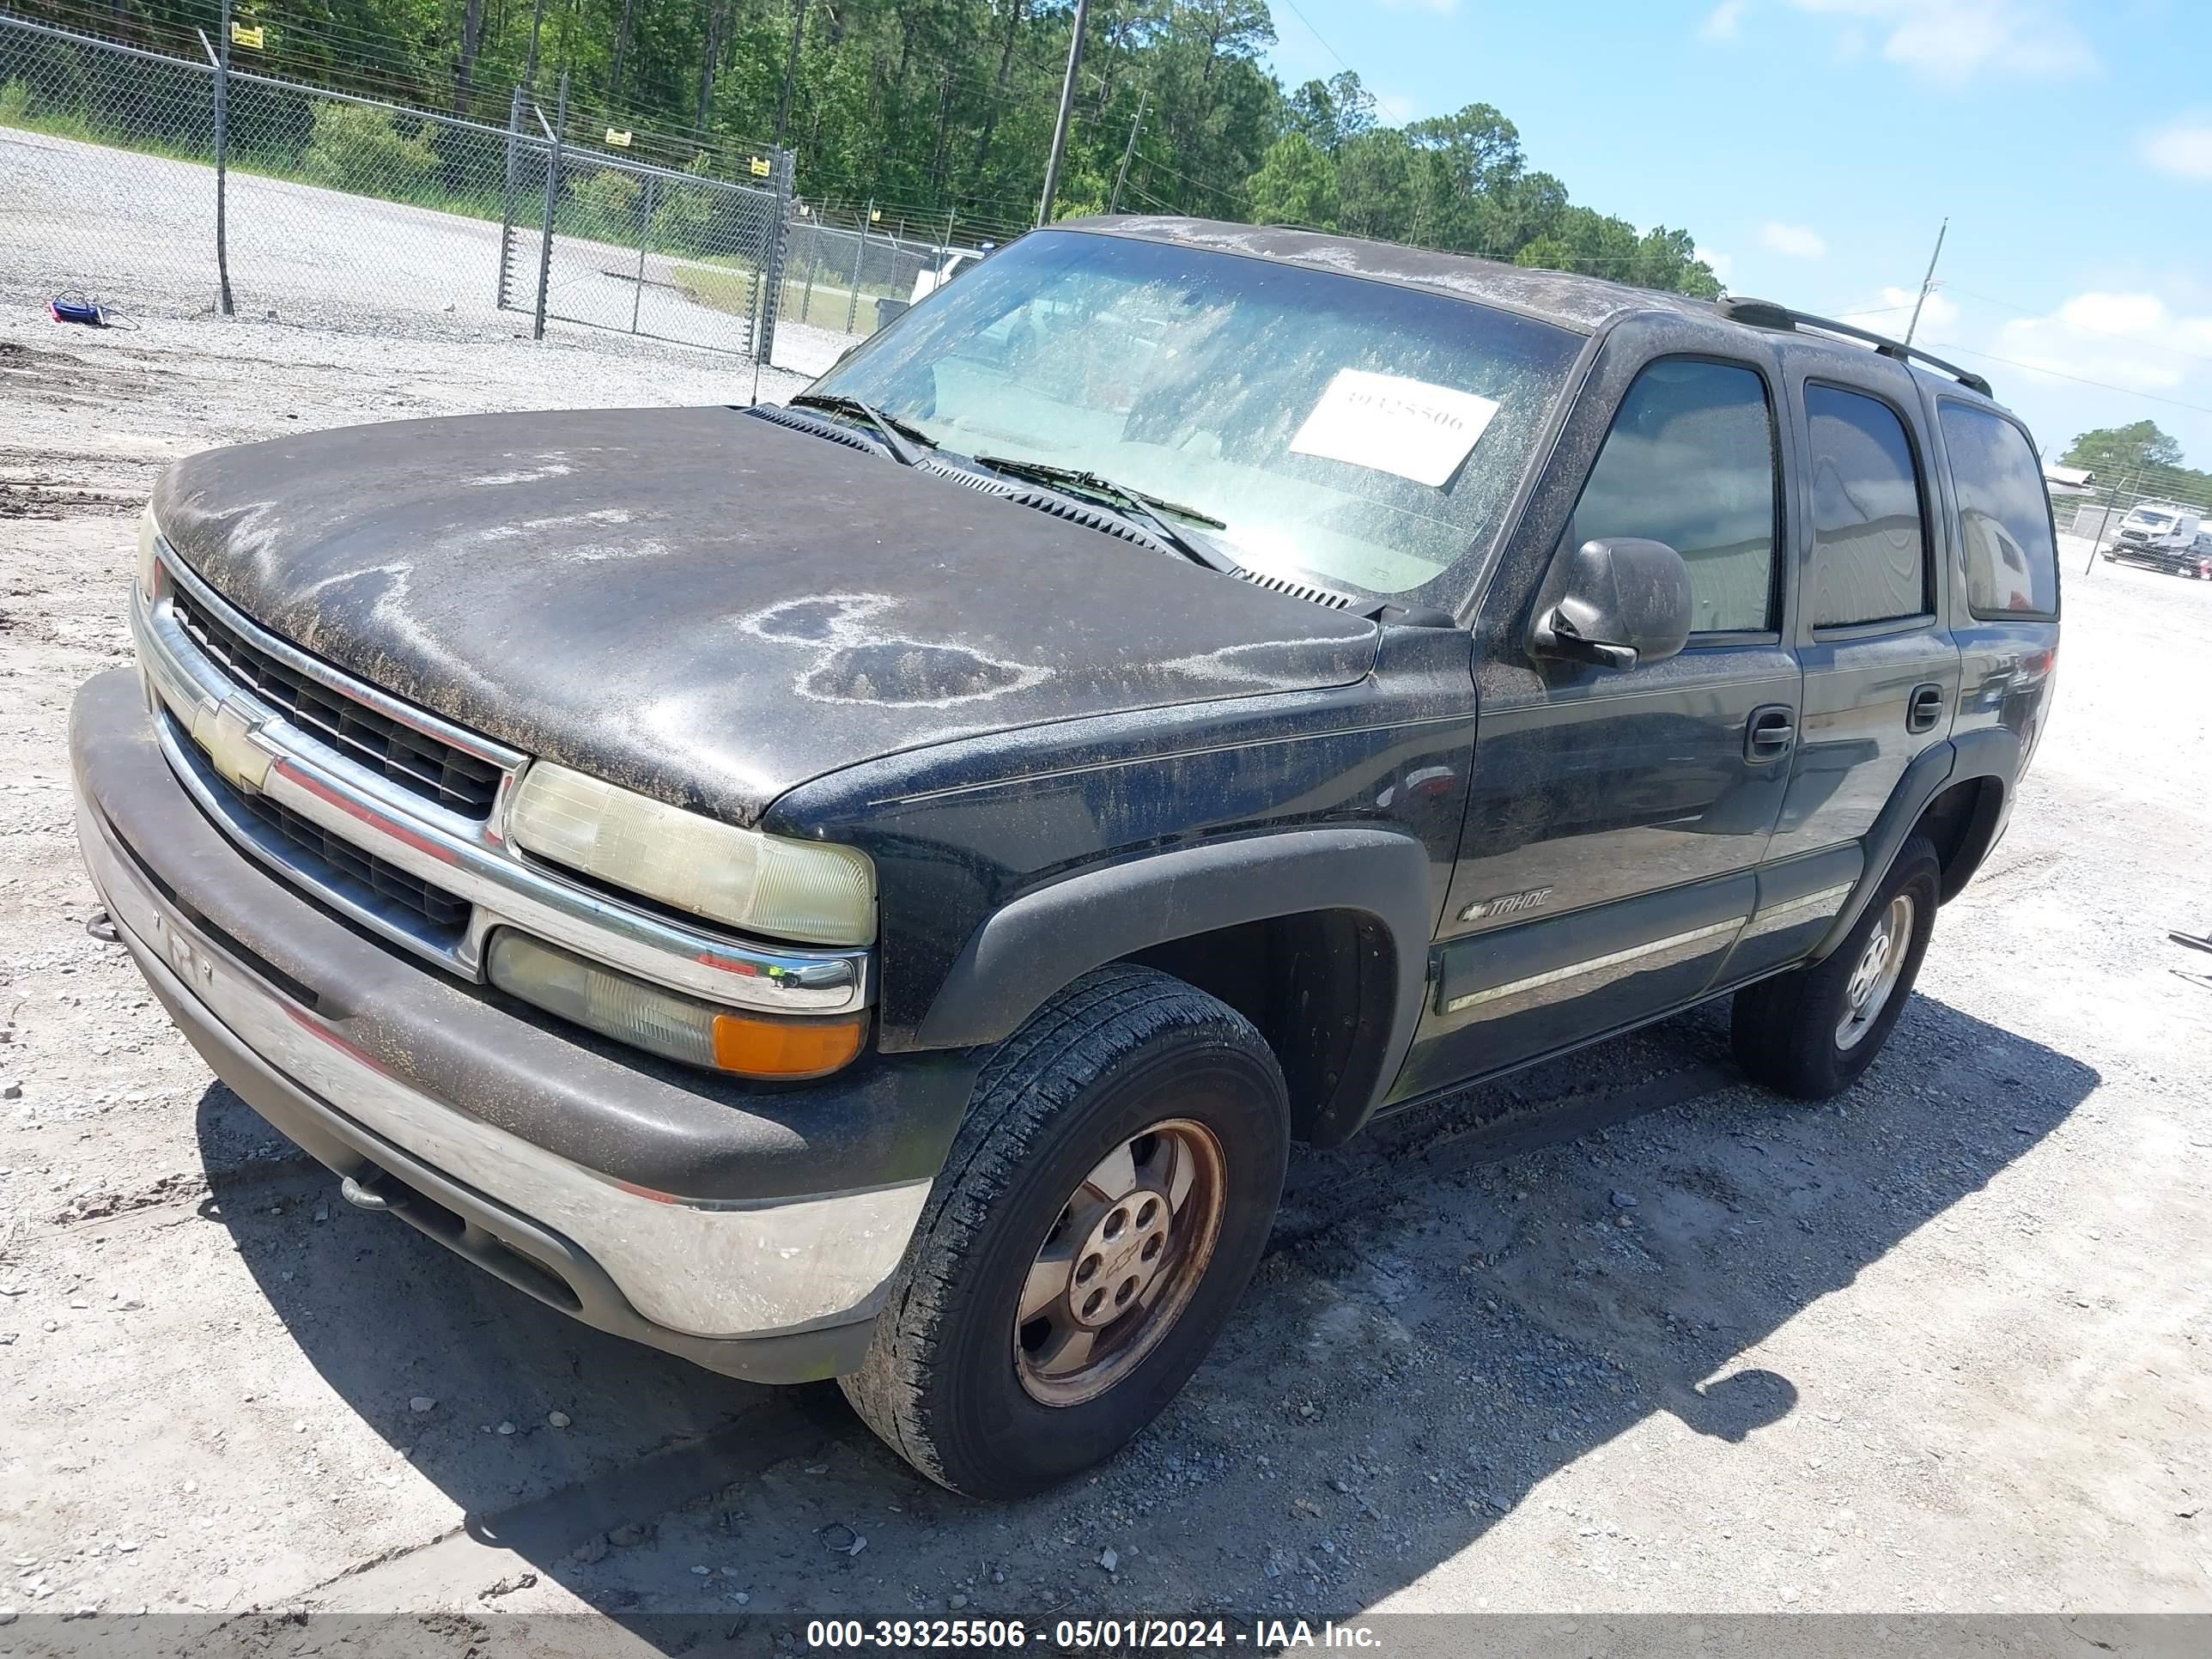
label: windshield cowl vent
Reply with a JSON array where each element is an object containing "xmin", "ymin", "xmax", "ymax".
[
  {"xmin": 746, "ymin": 403, "xmax": 887, "ymax": 458},
  {"xmin": 922, "ymin": 463, "xmax": 1159, "ymax": 548},
  {"xmin": 1231, "ymin": 566, "xmax": 1357, "ymax": 611}
]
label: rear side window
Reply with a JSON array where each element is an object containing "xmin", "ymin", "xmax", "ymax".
[
  {"xmin": 1570, "ymin": 358, "xmax": 1778, "ymax": 634},
  {"xmin": 1807, "ymin": 385, "xmax": 1929, "ymax": 629},
  {"xmin": 1940, "ymin": 404, "xmax": 2060, "ymax": 619}
]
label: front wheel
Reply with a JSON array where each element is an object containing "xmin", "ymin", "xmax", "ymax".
[
  {"xmin": 842, "ymin": 966, "xmax": 1288, "ymax": 1498},
  {"xmin": 1730, "ymin": 836, "xmax": 1940, "ymax": 1099}
]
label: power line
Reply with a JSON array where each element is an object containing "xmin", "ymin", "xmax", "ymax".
[
  {"xmin": 1940, "ymin": 282, "xmax": 2212, "ymax": 370},
  {"xmin": 1273, "ymin": 0, "xmax": 1360, "ymax": 80},
  {"xmin": 1924, "ymin": 342, "xmax": 2212, "ymax": 418}
]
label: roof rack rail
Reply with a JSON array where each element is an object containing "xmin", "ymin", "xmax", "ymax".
[{"xmin": 1715, "ymin": 296, "xmax": 1994, "ymax": 398}]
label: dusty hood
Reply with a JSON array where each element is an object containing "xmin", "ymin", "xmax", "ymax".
[{"xmin": 149, "ymin": 406, "xmax": 1379, "ymax": 824}]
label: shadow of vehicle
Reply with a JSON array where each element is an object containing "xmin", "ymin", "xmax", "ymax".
[{"xmin": 194, "ymin": 986, "xmax": 2096, "ymax": 1635}]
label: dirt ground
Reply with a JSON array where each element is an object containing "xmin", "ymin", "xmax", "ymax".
[{"xmin": 1, "ymin": 312, "xmax": 2209, "ymax": 1646}]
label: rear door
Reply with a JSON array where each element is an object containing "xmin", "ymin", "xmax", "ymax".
[
  {"xmin": 1764, "ymin": 367, "xmax": 1960, "ymax": 890},
  {"xmin": 1929, "ymin": 397, "xmax": 2061, "ymax": 786},
  {"xmin": 1395, "ymin": 353, "xmax": 1801, "ymax": 1101}
]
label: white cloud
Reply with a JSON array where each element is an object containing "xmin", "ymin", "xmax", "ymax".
[
  {"xmin": 1784, "ymin": 1, "xmax": 2094, "ymax": 82},
  {"xmin": 1759, "ymin": 221, "xmax": 1828, "ymax": 260},
  {"xmin": 2142, "ymin": 116, "xmax": 2212, "ymax": 182},
  {"xmin": 1701, "ymin": 0, "xmax": 1750, "ymax": 42},
  {"xmin": 1991, "ymin": 290, "xmax": 2212, "ymax": 395},
  {"xmin": 1696, "ymin": 246, "xmax": 1735, "ymax": 283}
]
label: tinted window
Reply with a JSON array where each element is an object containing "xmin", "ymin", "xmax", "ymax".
[
  {"xmin": 1808, "ymin": 386, "xmax": 1929, "ymax": 628},
  {"xmin": 1940, "ymin": 403, "xmax": 2059, "ymax": 619},
  {"xmin": 1570, "ymin": 359, "xmax": 1778, "ymax": 634}
]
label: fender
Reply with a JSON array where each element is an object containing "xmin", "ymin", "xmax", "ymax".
[
  {"xmin": 1934, "ymin": 727, "xmax": 2022, "ymax": 900},
  {"xmin": 1810, "ymin": 727, "xmax": 2022, "ymax": 962},
  {"xmin": 1812, "ymin": 744, "xmax": 1953, "ymax": 963},
  {"xmin": 915, "ymin": 826, "xmax": 1437, "ymax": 1121}
]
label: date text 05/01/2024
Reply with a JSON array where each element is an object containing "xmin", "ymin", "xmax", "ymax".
[{"xmin": 804, "ymin": 1617, "xmax": 1385, "ymax": 1650}]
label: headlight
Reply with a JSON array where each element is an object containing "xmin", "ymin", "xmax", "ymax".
[
  {"xmin": 136, "ymin": 503, "xmax": 161, "ymax": 598},
  {"xmin": 488, "ymin": 931, "xmax": 865, "ymax": 1079},
  {"xmin": 507, "ymin": 763, "xmax": 876, "ymax": 946}
]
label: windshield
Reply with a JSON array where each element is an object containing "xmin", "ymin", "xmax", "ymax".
[
  {"xmin": 2130, "ymin": 511, "xmax": 2176, "ymax": 529},
  {"xmin": 805, "ymin": 229, "xmax": 1583, "ymax": 597}
]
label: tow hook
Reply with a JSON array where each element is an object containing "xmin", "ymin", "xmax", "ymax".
[
  {"xmin": 85, "ymin": 909, "xmax": 119, "ymax": 943},
  {"xmin": 340, "ymin": 1171, "xmax": 408, "ymax": 1213}
]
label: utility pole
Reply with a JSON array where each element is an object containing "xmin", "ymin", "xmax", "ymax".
[
  {"xmin": 523, "ymin": 0, "xmax": 547, "ymax": 88},
  {"xmin": 774, "ymin": 0, "xmax": 809, "ymax": 149},
  {"xmin": 1036, "ymin": 0, "xmax": 1090, "ymax": 228},
  {"xmin": 1903, "ymin": 217, "xmax": 1948, "ymax": 347},
  {"xmin": 1109, "ymin": 88, "xmax": 1146, "ymax": 215}
]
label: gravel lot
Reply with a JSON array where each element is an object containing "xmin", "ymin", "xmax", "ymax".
[{"xmin": 1, "ymin": 307, "xmax": 2209, "ymax": 1644}]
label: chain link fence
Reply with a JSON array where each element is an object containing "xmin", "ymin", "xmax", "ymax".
[
  {"xmin": 497, "ymin": 95, "xmax": 792, "ymax": 361},
  {"xmin": 2061, "ymin": 465, "xmax": 2212, "ymax": 574},
  {"xmin": 0, "ymin": 12, "xmax": 791, "ymax": 360},
  {"xmin": 781, "ymin": 214, "xmax": 991, "ymax": 339}
]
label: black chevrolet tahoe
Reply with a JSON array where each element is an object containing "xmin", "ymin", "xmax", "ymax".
[{"xmin": 70, "ymin": 219, "xmax": 2061, "ymax": 1498}]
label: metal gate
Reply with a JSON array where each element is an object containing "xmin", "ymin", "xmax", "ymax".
[{"xmin": 496, "ymin": 97, "xmax": 792, "ymax": 363}]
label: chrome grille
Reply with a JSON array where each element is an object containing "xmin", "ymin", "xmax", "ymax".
[{"xmin": 171, "ymin": 591, "xmax": 503, "ymax": 818}]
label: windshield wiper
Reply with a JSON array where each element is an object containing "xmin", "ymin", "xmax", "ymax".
[
  {"xmin": 971, "ymin": 455, "xmax": 1231, "ymax": 569},
  {"xmin": 787, "ymin": 393, "xmax": 935, "ymax": 466}
]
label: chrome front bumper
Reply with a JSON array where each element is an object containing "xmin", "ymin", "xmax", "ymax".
[{"xmin": 71, "ymin": 672, "xmax": 936, "ymax": 1365}]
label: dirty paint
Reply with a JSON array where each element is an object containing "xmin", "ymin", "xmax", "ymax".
[{"xmin": 149, "ymin": 407, "xmax": 1381, "ymax": 827}]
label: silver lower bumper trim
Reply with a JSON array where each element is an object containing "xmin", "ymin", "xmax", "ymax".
[{"xmin": 76, "ymin": 796, "xmax": 927, "ymax": 1341}]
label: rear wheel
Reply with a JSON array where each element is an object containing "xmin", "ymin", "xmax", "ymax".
[
  {"xmin": 841, "ymin": 966, "xmax": 1288, "ymax": 1498},
  {"xmin": 1731, "ymin": 836, "xmax": 1939, "ymax": 1100}
]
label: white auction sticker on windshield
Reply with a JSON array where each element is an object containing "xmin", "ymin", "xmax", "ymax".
[{"xmin": 1289, "ymin": 368, "xmax": 1500, "ymax": 488}]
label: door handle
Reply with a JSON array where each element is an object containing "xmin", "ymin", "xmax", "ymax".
[
  {"xmin": 1907, "ymin": 683, "xmax": 1946, "ymax": 733},
  {"xmin": 1745, "ymin": 704, "xmax": 1796, "ymax": 762}
]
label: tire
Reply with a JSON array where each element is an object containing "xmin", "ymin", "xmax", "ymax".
[
  {"xmin": 1730, "ymin": 835, "xmax": 1940, "ymax": 1100},
  {"xmin": 841, "ymin": 965, "xmax": 1289, "ymax": 1498}
]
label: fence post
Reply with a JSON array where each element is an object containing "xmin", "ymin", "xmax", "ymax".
[
  {"xmin": 532, "ymin": 70, "xmax": 567, "ymax": 343},
  {"xmin": 200, "ymin": 14, "xmax": 234, "ymax": 316},
  {"xmin": 755, "ymin": 146, "xmax": 795, "ymax": 367},
  {"xmin": 844, "ymin": 200, "xmax": 872, "ymax": 335},
  {"xmin": 630, "ymin": 174, "xmax": 658, "ymax": 335},
  {"xmin": 496, "ymin": 84, "xmax": 523, "ymax": 310},
  {"xmin": 799, "ymin": 221, "xmax": 817, "ymax": 327}
]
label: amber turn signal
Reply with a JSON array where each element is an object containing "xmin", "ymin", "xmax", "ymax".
[
  {"xmin": 711, "ymin": 1011, "xmax": 866, "ymax": 1080},
  {"xmin": 487, "ymin": 929, "xmax": 866, "ymax": 1079}
]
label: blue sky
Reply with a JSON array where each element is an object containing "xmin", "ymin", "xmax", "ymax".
[{"xmin": 1262, "ymin": 0, "xmax": 2212, "ymax": 467}]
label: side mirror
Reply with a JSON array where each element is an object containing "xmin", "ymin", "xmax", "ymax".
[{"xmin": 1531, "ymin": 537, "xmax": 1693, "ymax": 672}]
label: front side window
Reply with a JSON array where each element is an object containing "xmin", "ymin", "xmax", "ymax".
[
  {"xmin": 1807, "ymin": 385, "xmax": 1930, "ymax": 629},
  {"xmin": 1939, "ymin": 402, "xmax": 2059, "ymax": 619},
  {"xmin": 1566, "ymin": 358, "xmax": 1779, "ymax": 634},
  {"xmin": 806, "ymin": 230, "xmax": 1584, "ymax": 597}
]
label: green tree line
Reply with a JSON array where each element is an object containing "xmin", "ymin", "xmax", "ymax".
[
  {"xmin": 2063, "ymin": 421, "xmax": 2212, "ymax": 507},
  {"xmin": 14, "ymin": 0, "xmax": 1718, "ymax": 291}
]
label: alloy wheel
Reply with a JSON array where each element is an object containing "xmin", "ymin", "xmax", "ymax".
[{"xmin": 1013, "ymin": 1118, "xmax": 1227, "ymax": 1407}]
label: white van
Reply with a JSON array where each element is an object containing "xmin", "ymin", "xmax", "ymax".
[{"xmin": 2106, "ymin": 501, "xmax": 2204, "ymax": 572}]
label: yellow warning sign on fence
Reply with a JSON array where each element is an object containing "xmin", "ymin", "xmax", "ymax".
[
  {"xmin": 605, "ymin": 129, "xmax": 632, "ymax": 148},
  {"xmin": 749, "ymin": 155, "xmax": 772, "ymax": 178},
  {"xmin": 229, "ymin": 23, "xmax": 264, "ymax": 47}
]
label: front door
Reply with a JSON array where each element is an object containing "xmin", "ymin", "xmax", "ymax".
[{"xmin": 1394, "ymin": 355, "xmax": 1801, "ymax": 1103}]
